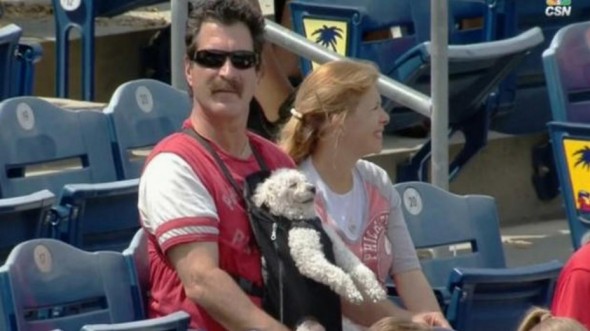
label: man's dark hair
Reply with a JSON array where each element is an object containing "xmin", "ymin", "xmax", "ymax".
[{"xmin": 185, "ymin": 0, "xmax": 265, "ymax": 69}]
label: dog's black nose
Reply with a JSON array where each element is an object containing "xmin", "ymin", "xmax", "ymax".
[{"xmin": 309, "ymin": 186, "xmax": 316, "ymax": 194}]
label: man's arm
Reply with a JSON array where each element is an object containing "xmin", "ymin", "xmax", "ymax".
[
  {"xmin": 552, "ymin": 269, "xmax": 590, "ymax": 328},
  {"xmin": 168, "ymin": 241, "xmax": 290, "ymax": 331}
]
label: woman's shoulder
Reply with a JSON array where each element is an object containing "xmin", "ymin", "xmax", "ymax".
[
  {"xmin": 354, "ymin": 159, "xmax": 401, "ymax": 202},
  {"xmin": 354, "ymin": 159, "xmax": 392, "ymax": 187}
]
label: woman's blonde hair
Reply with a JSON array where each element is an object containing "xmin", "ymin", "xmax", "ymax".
[
  {"xmin": 368, "ymin": 316, "xmax": 432, "ymax": 331},
  {"xmin": 278, "ymin": 60, "xmax": 380, "ymax": 164},
  {"xmin": 517, "ymin": 307, "xmax": 587, "ymax": 331}
]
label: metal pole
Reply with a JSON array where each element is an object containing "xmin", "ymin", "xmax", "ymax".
[
  {"xmin": 430, "ymin": 0, "xmax": 449, "ymax": 190},
  {"xmin": 264, "ymin": 20, "xmax": 432, "ymax": 117},
  {"xmin": 171, "ymin": 0, "xmax": 187, "ymax": 90}
]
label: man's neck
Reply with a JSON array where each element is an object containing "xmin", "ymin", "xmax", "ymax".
[{"xmin": 190, "ymin": 111, "xmax": 250, "ymax": 157}]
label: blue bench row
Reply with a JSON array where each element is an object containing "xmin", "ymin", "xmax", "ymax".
[
  {"xmin": 392, "ymin": 181, "xmax": 562, "ymax": 331},
  {"xmin": 2, "ymin": 181, "xmax": 564, "ymax": 331},
  {"xmin": 0, "ymin": 79, "xmax": 190, "ymax": 256},
  {"xmin": 0, "ymin": 229, "xmax": 191, "ymax": 331}
]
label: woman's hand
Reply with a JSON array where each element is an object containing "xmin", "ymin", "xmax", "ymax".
[{"xmin": 411, "ymin": 311, "xmax": 452, "ymax": 329}]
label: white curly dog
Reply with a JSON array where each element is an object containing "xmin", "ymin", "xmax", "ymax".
[{"xmin": 252, "ymin": 168, "xmax": 386, "ymax": 304}]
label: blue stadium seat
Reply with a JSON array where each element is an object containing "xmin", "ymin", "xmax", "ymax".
[
  {"xmin": 80, "ymin": 311, "xmax": 190, "ymax": 331},
  {"xmin": 393, "ymin": 181, "xmax": 506, "ymax": 291},
  {"xmin": 392, "ymin": 181, "xmax": 562, "ymax": 329},
  {"xmin": 0, "ymin": 97, "xmax": 118, "ymax": 198},
  {"xmin": 57, "ymin": 179, "xmax": 140, "ymax": 252},
  {"xmin": 13, "ymin": 39, "xmax": 43, "ymax": 97},
  {"xmin": 104, "ymin": 79, "xmax": 190, "ymax": 179},
  {"xmin": 446, "ymin": 261, "xmax": 562, "ymax": 331},
  {"xmin": 548, "ymin": 121, "xmax": 590, "ymax": 250},
  {"xmin": 0, "ymin": 239, "xmax": 136, "ymax": 331},
  {"xmin": 50, "ymin": 0, "xmax": 167, "ymax": 100},
  {"xmin": 491, "ymin": 0, "xmax": 590, "ymax": 134},
  {"xmin": 543, "ymin": 20, "xmax": 590, "ymax": 123},
  {"xmin": 0, "ymin": 24, "xmax": 22, "ymax": 101},
  {"xmin": 394, "ymin": 27, "xmax": 543, "ymax": 182},
  {"xmin": 123, "ymin": 228, "xmax": 149, "ymax": 320},
  {"xmin": 0, "ymin": 190, "xmax": 56, "ymax": 263}
]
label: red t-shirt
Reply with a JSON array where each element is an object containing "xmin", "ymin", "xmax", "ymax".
[
  {"xmin": 139, "ymin": 124, "xmax": 294, "ymax": 330},
  {"xmin": 551, "ymin": 243, "xmax": 590, "ymax": 329}
]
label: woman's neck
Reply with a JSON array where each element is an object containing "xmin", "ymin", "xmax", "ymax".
[{"xmin": 311, "ymin": 144, "xmax": 358, "ymax": 194}]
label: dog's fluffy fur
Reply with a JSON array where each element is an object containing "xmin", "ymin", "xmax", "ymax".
[{"xmin": 252, "ymin": 168, "xmax": 386, "ymax": 304}]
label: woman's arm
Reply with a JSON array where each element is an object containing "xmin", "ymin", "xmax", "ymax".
[
  {"xmin": 394, "ymin": 269, "xmax": 442, "ymax": 312},
  {"xmin": 341, "ymin": 297, "xmax": 413, "ymax": 327},
  {"xmin": 393, "ymin": 270, "xmax": 451, "ymax": 328}
]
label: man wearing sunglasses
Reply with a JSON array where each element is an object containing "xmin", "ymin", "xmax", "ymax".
[{"xmin": 138, "ymin": 1, "xmax": 295, "ymax": 330}]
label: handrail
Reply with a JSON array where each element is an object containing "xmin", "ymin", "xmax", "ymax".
[{"xmin": 264, "ymin": 20, "xmax": 432, "ymax": 118}]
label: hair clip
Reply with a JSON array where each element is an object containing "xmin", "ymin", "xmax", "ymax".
[{"xmin": 290, "ymin": 108, "xmax": 303, "ymax": 120}]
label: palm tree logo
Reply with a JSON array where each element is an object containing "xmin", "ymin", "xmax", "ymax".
[
  {"xmin": 311, "ymin": 25, "xmax": 344, "ymax": 52},
  {"xmin": 573, "ymin": 146, "xmax": 590, "ymax": 170}
]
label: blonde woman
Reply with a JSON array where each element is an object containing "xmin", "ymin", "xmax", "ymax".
[
  {"xmin": 517, "ymin": 307, "xmax": 587, "ymax": 331},
  {"xmin": 278, "ymin": 60, "xmax": 450, "ymax": 330}
]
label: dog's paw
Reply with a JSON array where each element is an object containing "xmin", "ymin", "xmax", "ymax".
[
  {"xmin": 364, "ymin": 285, "xmax": 387, "ymax": 303},
  {"xmin": 340, "ymin": 277, "xmax": 364, "ymax": 304},
  {"xmin": 350, "ymin": 266, "xmax": 387, "ymax": 302}
]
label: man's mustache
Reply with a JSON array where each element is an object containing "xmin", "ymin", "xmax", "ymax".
[{"xmin": 210, "ymin": 78, "xmax": 242, "ymax": 95}]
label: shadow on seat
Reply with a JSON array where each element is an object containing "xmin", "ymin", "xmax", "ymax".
[
  {"xmin": 0, "ymin": 190, "xmax": 56, "ymax": 263},
  {"xmin": 392, "ymin": 181, "xmax": 562, "ymax": 331},
  {"xmin": 0, "ymin": 239, "xmax": 136, "ymax": 331},
  {"xmin": 393, "ymin": 27, "xmax": 543, "ymax": 182},
  {"xmin": 104, "ymin": 79, "xmax": 191, "ymax": 180}
]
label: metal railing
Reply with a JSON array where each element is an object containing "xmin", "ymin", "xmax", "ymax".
[{"xmin": 263, "ymin": 21, "xmax": 432, "ymax": 118}]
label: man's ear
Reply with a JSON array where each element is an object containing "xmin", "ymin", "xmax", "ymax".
[{"xmin": 184, "ymin": 56, "xmax": 193, "ymax": 87}]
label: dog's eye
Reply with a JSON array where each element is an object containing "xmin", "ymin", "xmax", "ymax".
[{"xmin": 289, "ymin": 182, "xmax": 297, "ymax": 189}]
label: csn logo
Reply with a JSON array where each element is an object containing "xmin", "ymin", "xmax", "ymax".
[{"xmin": 546, "ymin": 0, "xmax": 572, "ymax": 17}]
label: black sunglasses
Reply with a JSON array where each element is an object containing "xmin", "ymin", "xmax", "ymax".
[{"xmin": 192, "ymin": 49, "xmax": 259, "ymax": 70}]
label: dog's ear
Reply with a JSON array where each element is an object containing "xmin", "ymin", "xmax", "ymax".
[{"xmin": 251, "ymin": 188, "xmax": 266, "ymax": 208}]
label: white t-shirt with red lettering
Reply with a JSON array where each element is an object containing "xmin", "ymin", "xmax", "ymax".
[{"xmin": 299, "ymin": 158, "xmax": 420, "ymax": 285}]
